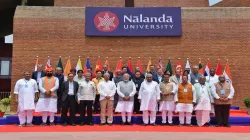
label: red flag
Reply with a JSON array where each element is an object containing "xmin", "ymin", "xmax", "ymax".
[
  {"xmin": 95, "ymin": 57, "xmax": 102, "ymax": 73},
  {"xmin": 114, "ymin": 57, "xmax": 122, "ymax": 76},
  {"xmin": 127, "ymin": 58, "xmax": 133, "ymax": 75},
  {"xmin": 216, "ymin": 60, "xmax": 223, "ymax": 75},
  {"xmin": 176, "ymin": 59, "xmax": 183, "ymax": 76},
  {"xmin": 136, "ymin": 57, "xmax": 144, "ymax": 74}
]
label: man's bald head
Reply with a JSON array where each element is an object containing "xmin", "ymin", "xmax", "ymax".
[{"xmin": 199, "ymin": 76, "xmax": 206, "ymax": 85}]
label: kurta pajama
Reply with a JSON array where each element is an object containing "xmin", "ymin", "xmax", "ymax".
[
  {"xmin": 14, "ymin": 78, "xmax": 38, "ymax": 125},
  {"xmin": 138, "ymin": 81, "xmax": 160, "ymax": 124}
]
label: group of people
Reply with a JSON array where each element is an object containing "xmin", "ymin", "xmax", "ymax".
[{"xmin": 13, "ymin": 63, "xmax": 234, "ymax": 127}]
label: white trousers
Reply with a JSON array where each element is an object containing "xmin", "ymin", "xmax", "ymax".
[
  {"xmin": 18, "ymin": 110, "xmax": 33, "ymax": 125},
  {"xmin": 42, "ymin": 111, "xmax": 55, "ymax": 123},
  {"xmin": 162, "ymin": 110, "xmax": 173, "ymax": 124},
  {"xmin": 179, "ymin": 112, "xmax": 192, "ymax": 125},
  {"xmin": 196, "ymin": 110, "xmax": 210, "ymax": 126},
  {"xmin": 121, "ymin": 112, "xmax": 132, "ymax": 123},
  {"xmin": 143, "ymin": 111, "xmax": 156, "ymax": 124}
]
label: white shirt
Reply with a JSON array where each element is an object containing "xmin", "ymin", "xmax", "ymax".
[
  {"xmin": 74, "ymin": 75, "xmax": 85, "ymax": 83},
  {"xmin": 14, "ymin": 78, "xmax": 38, "ymax": 111},
  {"xmin": 206, "ymin": 75, "xmax": 219, "ymax": 86},
  {"xmin": 98, "ymin": 80, "xmax": 116, "ymax": 101},
  {"xmin": 37, "ymin": 72, "xmax": 41, "ymax": 83},
  {"xmin": 68, "ymin": 81, "xmax": 74, "ymax": 95},
  {"xmin": 77, "ymin": 80, "xmax": 96, "ymax": 101}
]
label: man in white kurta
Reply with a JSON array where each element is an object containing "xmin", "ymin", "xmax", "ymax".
[
  {"xmin": 175, "ymin": 75, "xmax": 196, "ymax": 126},
  {"xmin": 159, "ymin": 73, "xmax": 176, "ymax": 126},
  {"xmin": 115, "ymin": 73, "xmax": 136, "ymax": 125},
  {"xmin": 14, "ymin": 72, "xmax": 38, "ymax": 127},
  {"xmin": 98, "ymin": 73, "xmax": 116, "ymax": 125},
  {"xmin": 138, "ymin": 74, "xmax": 160, "ymax": 126},
  {"xmin": 205, "ymin": 68, "xmax": 218, "ymax": 114},
  {"xmin": 194, "ymin": 76, "xmax": 214, "ymax": 126},
  {"xmin": 35, "ymin": 68, "xmax": 59, "ymax": 126}
]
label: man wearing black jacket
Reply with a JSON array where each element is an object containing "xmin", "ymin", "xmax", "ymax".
[
  {"xmin": 132, "ymin": 71, "xmax": 144, "ymax": 114},
  {"xmin": 61, "ymin": 73, "xmax": 79, "ymax": 126},
  {"xmin": 32, "ymin": 64, "xmax": 45, "ymax": 84},
  {"xmin": 102, "ymin": 64, "xmax": 113, "ymax": 81}
]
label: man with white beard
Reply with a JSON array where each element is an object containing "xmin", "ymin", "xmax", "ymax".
[
  {"xmin": 14, "ymin": 72, "xmax": 38, "ymax": 127},
  {"xmin": 115, "ymin": 73, "xmax": 136, "ymax": 125},
  {"xmin": 138, "ymin": 74, "xmax": 160, "ymax": 126},
  {"xmin": 194, "ymin": 76, "xmax": 214, "ymax": 126}
]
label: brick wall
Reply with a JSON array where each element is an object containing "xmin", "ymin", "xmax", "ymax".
[
  {"xmin": 12, "ymin": 6, "xmax": 250, "ymax": 111},
  {"xmin": 54, "ymin": 0, "xmax": 124, "ymax": 7}
]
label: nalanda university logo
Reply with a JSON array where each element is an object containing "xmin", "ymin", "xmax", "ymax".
[{"xmin": 94, "ymin": 11, "xmax": 119, "ymax": 32}]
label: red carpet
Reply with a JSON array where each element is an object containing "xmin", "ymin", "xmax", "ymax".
[{"xmin": 0, "ymin": 125, "xmax": 250, "ymax": 133}]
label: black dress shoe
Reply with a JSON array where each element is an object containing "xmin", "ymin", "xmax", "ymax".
[
  {"xmin": 62, "ymin": 123, "xmax": 67, "ymax": 126},
  {"xmin": 80, "ymin": 122, "xmax": 85, "ymax": 126},
  {"xmin": 169, "ymin": 123, "xmax": 174, "ymax": 126},
  {"xmin": 88, "ymin": 123, "xmax": 94, "ymax": 126},
  {"xmin": 215, "ymin": 124, "xmax": 222, "ymax": 127},
  {"xmin": 40, "ymin": 122, "xmax": 47, "ymax": 126},
  {"xmin": 160, "ymin": 123, "xmax": 165, "ymax": 126},
  {"xmin": 151, "ymin": 123, "xmax": 157, "ymax": 126},
  {"xmin": 224, "ymin": 124, "xmax": 231, "ymax": 127},
  {"xmin": 127, "ymin": 122, "xmax": 132, "ymax": 125},
  {"xmin": 71, "ymin": 123, "xmax": 76, "ymax": 126},
  {"xmin": 108, "ymin": 123, "xmax": 113, "ymax": 126},
  {"xmin": 187, "ymin": 124, "xmax": 193, "ymax": 127},
  {"xmin": 121, "ymin": 122, "xmax": 126, "ymax": 125},
  {"xmin": 100, "ymin": 123, "xmax": 106, "ymax": 126},
  {"xmin": 141, "ymin": 123, "xmax": 147, "ymax": 126},
  {"xmin": 50, "ymin": 122, "xmax": 55, "ymax": 126}
]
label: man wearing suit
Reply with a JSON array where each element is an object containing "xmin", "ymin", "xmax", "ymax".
[
  {"xmin": 61, "ymin": 73, "xmax": 79, "ymax": 126},
  {"xmin": 148, "ymin": 65, "xmax": 159, "ymax": 83},
  {"xmin": 170, "ymin": 70, "xmax": 182, "ymax": 85},
  {"xmin": 157, "ymin": 68, "xmax": 164, "ymax": 83},
  {"xmin": 32, "ymin": 64, "xmax": 46, "ymax": 84},
  {"xmin": 102, "ymin": 64, "xmax": 113, "ymax": 81}
]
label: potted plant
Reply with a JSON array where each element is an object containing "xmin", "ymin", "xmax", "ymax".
[
  {"xmin": 0, "ymin": 98, "xmax": 11, "ymax": 117},
  {"xmin": 244, "ymin": 97, "xmax": 250, "ymax": 115}
]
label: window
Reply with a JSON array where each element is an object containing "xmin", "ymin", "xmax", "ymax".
[{"xmin": 0, "ymin": 58, "xmax": 11, "ymax": 79}]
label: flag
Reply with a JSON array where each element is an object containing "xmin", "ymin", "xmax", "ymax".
[
  {"xmin": 45, "ymin": 57, "xmax": 52, "ymax": 70},
  {"xmin": 204, "ymin": 60, "xmax": 211, "ymax": 76},
  {"xmin": 114, "ymin": 58, "xmax": 122, "ymax": 76},
  {"xmin": 176, "ymin": 59, "xmax": 183, "ymax": 76},
  {"xmin": 165, "ymin": 59, "xmax": 173, "ymax": 76},
  {"xmin": 146, "ymin": 58, "xmax": 152, "ymax": 73},
  {"xmin": 185, "ymin": 59, "xmax": 191, "ymax": 73},
  {"xmin": 223, "ymin": 61, "xmax": 232, "ymax": 83},
  {"xmin": 158, "ymin": 57, "xmax": 163, "ymax": 69},
  {"xmin": 64, "ymin": 58, "xmax": 71, "ymax": 76},
  {"xmin": 76, "ymin": 57, "xmax": 83, "ymax": 72},
  {"xmin": 136, "ymin": 57, "xmax": 144, "ymax": 74},
  {"xmin": 94, "ymin": 57, "xmax": 102, "ymax": 73},
  {"xmin": 127, "ymin": 58, "xmax": 133, "ymax": 75},
  {"xmin": 105, "ymin": 58, "xmax": 111, "ymax": 71},
  {"xmin": 34, "ymin": 57, "xmax": 39, "ymax": 71},
  {"xmin": 57, "ymin": 57, "xmax": 64, "ymax": 73},
  {"xmin": 216, "ymin": 60, "xmax": 223, "ymax": 75},
  {"xmin": 83, "ymin": 58, "xmax": 91, "ymax": 73},
  {"xmin": 198, "ymin": 59, "xmax": 204, "ymax": 75}
]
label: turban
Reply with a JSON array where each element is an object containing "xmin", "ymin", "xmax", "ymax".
[{"xmin": 45, "ymin": 67, "xmax": 53, "ymax": 72}]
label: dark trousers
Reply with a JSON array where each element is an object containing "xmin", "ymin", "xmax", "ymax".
[
  {"xmin": 79, "ymin": 100, "xmax": 93, "ymax": 124},
  {"xmin": 57, "ymin": 92, "xmax": 62, "ymax": 112},
  {"xmin": 214, "ymin": 104, "xmax": 231, "ymax": 125},
  {"xmin": 61, "ymin": 95, "xmax": 76, "ymax": 124},
  {"xmin": 114, "ymin": 93, "xmax": 119, "ymax": 108},
  {"xmin": 133, "ymin": 94, "xmax": 140, "ymax": 113},
  {"xmin": 94, "ymin": 95, "xmax": 100, "ymax": 113}
]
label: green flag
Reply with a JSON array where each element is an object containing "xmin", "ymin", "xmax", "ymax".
[
  {"xmin": 57, "ymin": 57, "xmax": 64, "ymax": 73},
  {"xmin": 165, "ymin": 59, "xmax": 173, "ymax": 76}
]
